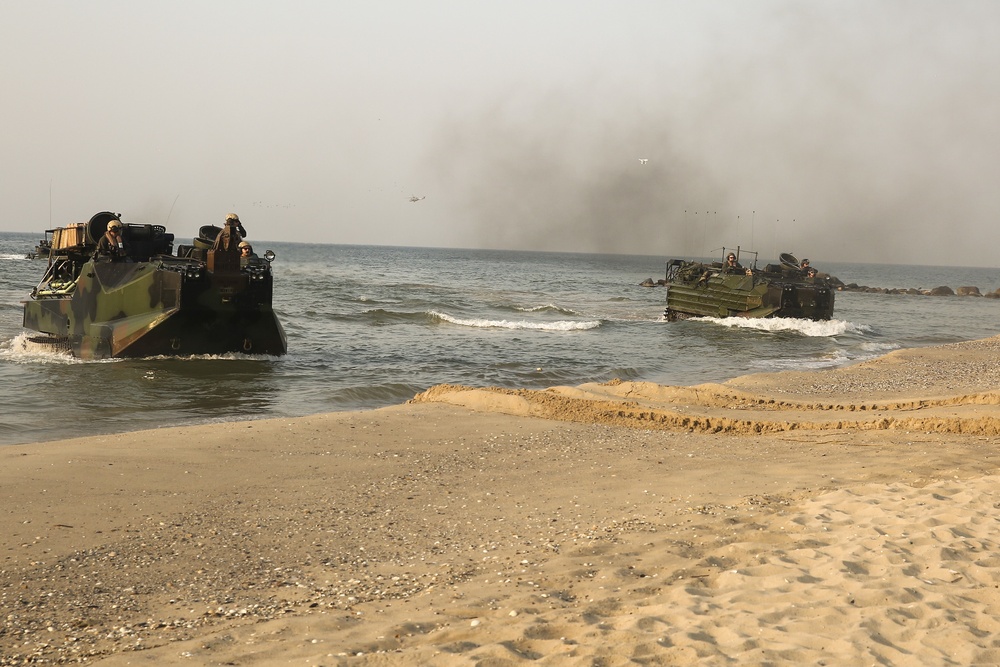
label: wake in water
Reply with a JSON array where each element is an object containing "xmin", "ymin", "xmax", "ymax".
[
  {"xmin": 676, "ymin": 316, "xmax": 899, "ymax": 372},
  {"xmin": 690, "ymin": 316, "xmax": 873, "ymax": 337},
  {"xmin": 0, "ymin": 333, "xmax": 89, "ymax": 364},
  {"xmin": 1, "ymin": 333, "xmax": 279, "ymax": 364},
  {"xmin": 678, "ymin": 317, "xmax": 905, "ymax": 373}
]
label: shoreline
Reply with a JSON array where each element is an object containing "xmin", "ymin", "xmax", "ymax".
[{"xmin": 3, "ymin": 336, "xmax": 1000, "ymax": 665}]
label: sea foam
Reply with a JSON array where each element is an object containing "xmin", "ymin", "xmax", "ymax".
[
  {"xmin": 431, "ymin": 311, "xmax": 600, "ymax": 331},
  {"xmin": 513, "ymin": 304, "xmax": 579, "ymax": 315},
  {"xmin": 0, "ymin": 333, "xmax": 85, "ymax": 364},
  {"xmin": 695, "ymin": 316, "xmax": 872, "ymax": 337}
]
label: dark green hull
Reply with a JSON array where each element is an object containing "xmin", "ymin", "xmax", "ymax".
[
  {"xmin": 663, "ymin": 259, "xmax": 835, "ymax": 321},
  {"xmin": 22, "ymin": 212, "xmax": 287, "ymax": 359}
]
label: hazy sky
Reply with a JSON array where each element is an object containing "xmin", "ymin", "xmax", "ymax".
[{"xmin": 2, "ymin": 1, "xmax": 999, "ymax": 266}]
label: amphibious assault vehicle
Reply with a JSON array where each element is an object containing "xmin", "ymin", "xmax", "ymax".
[
  {"xmin": 663, "ymin": 250, "xmax": 835, "ymax": 321},
  {"xmin": 22, "ymin": 211, "xmax": 287, "ymax": 358},
  {"xmin": 26, "ymin": 233, "xmax": 51, "ymax": 259}
]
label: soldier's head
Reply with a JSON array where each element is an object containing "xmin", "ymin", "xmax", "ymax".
[
  {"xmin": 107, "ymin": 220, "xmax": 122, "ymax": 235},
  {"xmin": 225, "ymin": 213, "xmax": 240, "ymax": 226},
  {"xmin": 726, "ymin": 253, "xmax": 737, "ymax": 265},
  {"xmin": 239, "ymin": 241, "xmax": 253, "ymax": 255}
]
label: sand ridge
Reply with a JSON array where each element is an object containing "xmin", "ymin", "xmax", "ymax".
[
  {"xmin": 411, "ymin": 381, "xmax": 1000, "ymax": 436},
  {"xmin": 410, "ymin": 335, "xmax": 1000, "ymax": 438}
]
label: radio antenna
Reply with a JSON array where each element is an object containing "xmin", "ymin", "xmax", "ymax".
[{"xmin": 166, "ymin": 195, "xmax": 179, "ymax": 226}]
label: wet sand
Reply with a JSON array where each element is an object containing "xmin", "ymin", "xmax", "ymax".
[{"xmin": 4, "ymin": 337, "xmax": 1000, "ymax": 665}]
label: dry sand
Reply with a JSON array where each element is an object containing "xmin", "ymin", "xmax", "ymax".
[{"xmin": 4, "ymin": 337, "xmax": 1000, "ymax": 665}]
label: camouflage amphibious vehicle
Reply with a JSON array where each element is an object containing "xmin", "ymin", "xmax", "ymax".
[
  {"xmin": 22, "ymin": 211, "xmax": 287, "ymax": 359},
  {"xmin": 663, "ymin": 249, "xmax": 835, "ymax": 321}
]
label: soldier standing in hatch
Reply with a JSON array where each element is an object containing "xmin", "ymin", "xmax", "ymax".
[
  {"xmin": 94, "ymin": 219, "xmax": 127, "ymax": 261},
  {"xmin": 213, "ymin": 213, "xmax": 247, "ymax": 252}
]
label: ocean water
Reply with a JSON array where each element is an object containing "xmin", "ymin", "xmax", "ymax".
[{"xmin": 2, "ymin": 230, "xmax": 999, "ymax": 447}]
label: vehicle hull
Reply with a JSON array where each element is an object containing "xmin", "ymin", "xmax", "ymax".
[
  {"xmin": 22, "ymin": 213, "xmax": 287, "ymax": 359},
  {"xmin": 23, "ymin": 258, "xmax": 286, "ymax": 359},
  {"xmin": 663, "ymin": 259, "xmax": 834, "ymax": 321}
]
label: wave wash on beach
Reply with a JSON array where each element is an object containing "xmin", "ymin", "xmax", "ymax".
[{"xmin": 4, "ymin": 336, "xmax": 1000, "ymax": 665}]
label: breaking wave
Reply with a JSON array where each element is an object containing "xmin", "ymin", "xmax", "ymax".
[
  {"xmin": 512, "ymin": 304, "xmax": 579, "ymax": 315},
  {"xmin": 430, "ymin": 311, "xmax": 600, "ymax": 331}
]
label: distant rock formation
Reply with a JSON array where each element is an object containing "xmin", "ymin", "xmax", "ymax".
[{"xmin": 837, "ymin": 283, "xmax": 998, "ymax": 297}]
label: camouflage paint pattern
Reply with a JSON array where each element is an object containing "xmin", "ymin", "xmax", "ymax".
[
  {"xmin": 663, "ymin": 259, "xmax": 835, "ymax": 321},
  {"xmin": 23, "ymin": 252, "xmax": 286, "ymax": 359}
]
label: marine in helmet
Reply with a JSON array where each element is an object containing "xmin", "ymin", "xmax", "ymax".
[
  {"xmin": 213, "ymin": 213, "xmax": 247, "ymax": 252},
  {"xmin": 94, "ymin": 219, "xmax": 127, "ymax": 261},
  {"xmin": 238, "ymin": 240, "xmax": 258, "ymax": 267}
]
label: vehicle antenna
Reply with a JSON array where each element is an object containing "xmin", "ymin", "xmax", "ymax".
[{"xmin": 166, "ymin": 195, "xmax": 179, "ymax": 226}]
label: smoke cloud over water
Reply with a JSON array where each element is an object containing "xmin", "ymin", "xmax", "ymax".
[
  {"xmin": 424, "ymin": 3, "xmax": 1000, "ymax": 266},
  {"xmin": 427, "ymin": 91, "xmax": 731, "ymax": 257},
  {"xmin": 2, "ymin": 2, "xmax": 999, "ymax": 267}
]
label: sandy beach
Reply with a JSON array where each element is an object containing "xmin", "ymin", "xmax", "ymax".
[{"xmin": 4, "ymin": 337, "xmax": 1000, "ymax": 666}]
